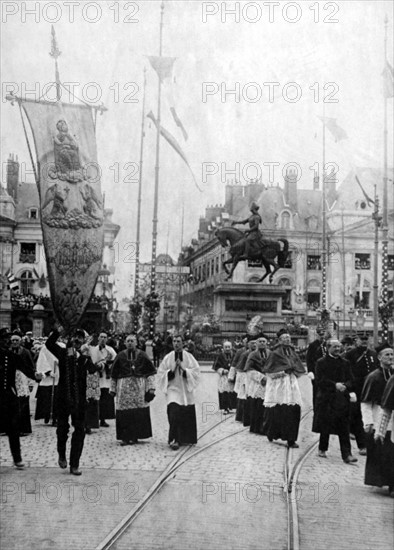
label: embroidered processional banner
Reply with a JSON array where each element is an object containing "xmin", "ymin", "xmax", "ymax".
[{"xmin": 21, "ymin": 100, "xmax": 104, "ymax": 330}]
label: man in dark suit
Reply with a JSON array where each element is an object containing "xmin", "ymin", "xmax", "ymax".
[
  {"xmin": 46, "ymin": 326, "xmax": 98, "ymax": 476},
  {"xmin": 0, "ymin": 328, "xmax": 41, "ymax": 468},
  {"xmin": 312, "ymin": 339, "xmax": 358, "ymax": 463}
]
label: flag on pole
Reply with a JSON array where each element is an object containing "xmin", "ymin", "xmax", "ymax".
[
  {"xmin": 147, "ymin": 111, "xmax": 202, "ymax": 191},
  {"xmin": 19, "ymin": 99, "xmax": 104, "ymax": 330},
  {"xmin": 318, "ymin": 117, "xmax": 348, "ymax": 142},
  {"xmin": 355, "ymin": 175, "xmax": 375, "ymax": 205},
  {"xmin": 7, "ymin": 273, "xmax": 19, "ymax": 291},
  {"xmin": 147, "ymin": 55, "xmax": 189, "ymax": 141},
  {"xmin": 147, "ymin": 56, "xmax": 176, "ymax": 82},
  {"xmin": 382, "ymin": 61, "xmax": 394, "ymax": 98}
]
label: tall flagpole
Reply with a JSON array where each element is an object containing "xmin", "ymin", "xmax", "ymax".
[
  {"xmin": 49, "ymin": 25, "xmax": 61, "ymax": 101},
  {"xmin": 149, "ymin": 1, "xmax": 165, "ymax": 339},
  {"xmin": 177, "ymin": 202, "xmax": 185, "ymax": 330},
  {"xmin": 134, "ymin": 67, "xmax": 147, "ymax": 332},
  {"xmin": 321, "ymin": 102, "xmax": 328, "ymax": 327},
  {"xmin": 372, "ymin": 185, "xmax": 380, "ymax": 346},
  {"xmin": 381, "ymin": 14, "xmax": 389, "ymax": 342}
]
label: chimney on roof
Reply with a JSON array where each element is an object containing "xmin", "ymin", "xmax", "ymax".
[
  {"xmin": 284, "ymin": 167, "xmax": 298, "ymax": 210},
  {"xmin": 7, "ymin": 153, "xmax": 19, "ymax": 201}
]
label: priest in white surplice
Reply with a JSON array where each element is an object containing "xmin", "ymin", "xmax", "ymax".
[{"xmin": 157, "ymin": 334, "xmax": 200, "ymax": 450}]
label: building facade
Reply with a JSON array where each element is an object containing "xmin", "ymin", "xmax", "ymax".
[
  {"xmin": 0, "ymin": 155, "xmax": 120, "ymax": 335},
  {"xmin": 179, "ymin": 167, "xmax": 394, "ymax": 341}
]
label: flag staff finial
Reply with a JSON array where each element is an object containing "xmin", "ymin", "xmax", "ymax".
[{"xmin": 49, "ymin": 25, "xmax": 61, "ymax": 101}]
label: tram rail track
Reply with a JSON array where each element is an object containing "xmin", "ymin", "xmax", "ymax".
[
  {"xmin": 96, "ymin": 411, "xmax": 247, "ymax": 550},
  {"xmin": 96, "ymin": 405, "xmax": 319, "ymax": 550},
  {"xmin": 284, "ymin": 407, "xmax": 319, "ymax": 550}
]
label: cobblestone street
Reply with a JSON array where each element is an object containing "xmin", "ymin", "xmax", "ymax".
[{"xmin": 1, "ymin": 370, "xmax": 393, "ymax": 550}]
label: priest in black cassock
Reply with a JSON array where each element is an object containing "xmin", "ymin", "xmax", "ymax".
[
  {"xmin": 245, "ymin": 336, "xmax": 269, "ymax": 434},
  {"xmin": 157, "ymin": 334, "xmax": 200, "ymax": 450},
  {"xmin": 346, "ymin": 335, "xmax": 377, "ymax": 454},
  {"xmin": 212, "ymin": 341, "xmax": 237, "ymax": 414},
  {"xmin": 306, "ymin": 328, "xmax": 331, "ymax": 407},
  {"xmin": 312, "ymin": 339, "xmax": 358, "ymax": 463},
  {"xmin": 262, "ymin": 330, "xmax": 306, "ymax": 448},
  {"xmin": 110, "ymin": 334, "xmax": 156, "ymax": 446},
  {"xmin": 370, "ymin": 346, "xmax": 394, "ymax": 498}
]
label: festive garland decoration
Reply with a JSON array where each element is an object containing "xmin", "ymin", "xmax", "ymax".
[
  {"xmin": 129, "ymin": 298, "xmax": 143, "ymax": 317},
  {"xmin": 144, "ymin": 292, "xmax": 161, "ymax": 315},
  {"xmin": 378, "ymin": 298, "xmax": 393, "ymax": 323}
]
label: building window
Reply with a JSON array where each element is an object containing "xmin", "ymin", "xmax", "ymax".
[
  {"xmin": 282, "ymin": 289, "xmax": 292, "ymax": 311},
  {"xmin": 284, "ymin": 251, "xmax": 292, "ymax": 269},
  {"xmin": 307, "ymin": 255, "xmax": 321, "ymax": 270},
  {"xmin": 355, "ymin": 292, "xmax": 370, "ymax": 309},
  {"xmin": 215, "ymin": 257, "xmax": 219, "ymax": 274},
  {"xmin": 355, "ymin": 253, "xmax": 371, "ymax": 270},
  {"xmin": 388, "ymin": 255, "xmax": 394, "ymax": 270},
  {"xmin": 281, "ymin": 211, "xmax": 291, "ymax": 229},
  {"xmin": 29, "ymin": 208, "xmax": 38, "ymax": 219},
  {"xmin": 19, "ymin": 243, "xmax": 36, "ymax": 263},
  {"xmin": 20, "ymin": 271, "xmax": 34, "ymax": 294},
  {"xmin": 307, "ymin": 293, "xmax": 320, "ymax": 310}
]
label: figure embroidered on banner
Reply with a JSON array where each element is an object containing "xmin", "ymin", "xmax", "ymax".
[
  {"xmin": 42, "ymin": 119, "xmax": 104, "ymax": 229},
  {"xmin": 49, "ymin": 119, "xmax": 83, "ymax": 183}
]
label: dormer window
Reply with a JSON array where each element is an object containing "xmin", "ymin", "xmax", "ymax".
[{"xmin": 281, "ymin": 211, "xmax": 291, "ymax": 229}]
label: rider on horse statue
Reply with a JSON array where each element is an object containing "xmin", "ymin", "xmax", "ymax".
[{"xmin": 231, "ymin": 202, "xmax": 264, "ymax": 258}]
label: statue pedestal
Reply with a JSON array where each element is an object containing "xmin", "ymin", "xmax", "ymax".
[{"xmin": 214, "ymin": 283, "xmax": 287, "ymax": 337}]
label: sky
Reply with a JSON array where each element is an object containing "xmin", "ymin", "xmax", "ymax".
[{"xmin": 1, "ymin": 0, "xmax": 393, "ymax": 303}]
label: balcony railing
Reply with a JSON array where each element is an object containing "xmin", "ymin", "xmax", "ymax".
[{"xmin": 19, "ymin": 253, "xmax": 36, "ymax": 263}]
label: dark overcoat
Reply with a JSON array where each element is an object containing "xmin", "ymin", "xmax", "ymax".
[{"xmin": 312, "ymin": 354, "xmax": 354, "ymax": 434}]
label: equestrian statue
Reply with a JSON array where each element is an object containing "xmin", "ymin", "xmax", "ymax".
[{"xmin": 215, "ymin": 202, "xmax": 289, "ymax": 283}]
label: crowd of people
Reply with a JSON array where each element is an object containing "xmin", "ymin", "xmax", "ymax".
[
  {"xmin": 212, "ymin": 329, "xmax": 394, "ymax": 497},
  {"xmin": 0, "ymin": 327, "xmax": 200, "ymax": 475},
  {"xmin": 1, "ymin": 325, "xmax": 393, "ymax": 499}
]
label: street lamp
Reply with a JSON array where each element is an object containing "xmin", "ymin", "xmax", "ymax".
[
  {"xmin": 100, "ymin": 295, "xmax": 108, "ymax": 330},
  {"xmin": 348, "ymin": 307, "xmax": 355, "ymax": 335},
  {"xmin": 334, "ymin": 306, "xmax": 342, "ymax": 339}
]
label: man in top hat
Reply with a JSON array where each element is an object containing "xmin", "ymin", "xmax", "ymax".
[
  {"xmin": 0, "ymin": 328, "xmax": 42, "ymax": 468},
  {"xmin": 231, "ymin": 202, "xmax": 263, "ymax": 258}
]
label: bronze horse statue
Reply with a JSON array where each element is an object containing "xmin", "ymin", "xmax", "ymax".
[{"xmin": 215, "ymin": 227, "xmax": 289, "ymax": 282}]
